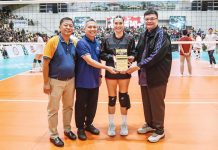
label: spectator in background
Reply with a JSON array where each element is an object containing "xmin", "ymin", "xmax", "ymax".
[
  {"xmin": 204, "ymin": 28, "xmax": 218, "ymax": 68},
  {"xmin": 12, "ymin": 46, "xmax": 19, "ymax": 55},
  {"xmin": 9, "ymin": 20, "xmax": 13, "ymax": 30},
  {"xmin": 179, "ymin": 30, "xmax": 193, "ymax": 76},
  {"xmin": 2, "ymin": 46, "xmax": 9, "ymax": 59},
  {"xmin": 30, "ymin": 19, "xmax": 34, "ymax": 25},
  {"xmin": 21, "ymin": 29, "xmax": 25, "ymax": 35}
]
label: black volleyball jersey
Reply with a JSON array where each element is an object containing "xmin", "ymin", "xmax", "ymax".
[{"xmin": 100, "ymin": 32, "xmax": 136, "ymax": 79}]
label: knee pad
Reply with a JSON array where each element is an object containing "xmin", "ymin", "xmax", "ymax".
[
  {"xmin": 108, "ymin": 96, "xmax": 117, "ymax": 107},
  {"xmin": 119, "ymin": 92, "xmax": 131, "ymax": 109},
  {"xmin": 38, "ymin": 60, "xmax": 42, "ymax": 63},
  {"xmin": 33, "ymin": 59, "xmax": 37, "ymax": 63}
]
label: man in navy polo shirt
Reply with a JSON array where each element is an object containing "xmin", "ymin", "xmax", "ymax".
[{"xmin": 75, "ymin": 19, "xmax": 116, "ymax": 141}]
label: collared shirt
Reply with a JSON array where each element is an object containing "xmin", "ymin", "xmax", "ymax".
[
  {"xmin": 43, "ymin": 34, "xmax": 76, "ymax": 79},
  {"xmin": 75, "ymin": 35, "xmax": 100, "ymax": 88}
]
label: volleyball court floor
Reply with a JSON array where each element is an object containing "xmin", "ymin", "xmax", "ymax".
[{"xmin": 0, "ymin": 52, "xmax": 218, "ymax": 150}]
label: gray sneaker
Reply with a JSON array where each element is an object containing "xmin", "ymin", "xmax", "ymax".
[
  {"xmin": 108, "ymin": 123, "xmax": 116, "ymax": 136},
  {"xmin": 120, "ymin": 123, "xmax": 128, "ymax": 136},
  {"xmin": 148, "ymin": 132, "xmax": 165, "ymax": 143},
  {"xmin": 137, "ymin": 124, "xmax": 154, "ymax": 134}
]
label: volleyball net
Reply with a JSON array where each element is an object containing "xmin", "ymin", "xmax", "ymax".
[{"xmin": 1, "ymin": 41, "xmax": 218, "ymax": 60}]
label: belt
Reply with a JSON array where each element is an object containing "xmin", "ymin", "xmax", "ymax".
[{"xmin": 51, "ymin": 77, "xmax": 73, "ymax": 81}]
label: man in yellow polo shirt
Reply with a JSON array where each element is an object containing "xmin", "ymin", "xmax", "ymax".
[{"xmin": 43, "ymin": 17, "xmax": 76, "ymax": 147}]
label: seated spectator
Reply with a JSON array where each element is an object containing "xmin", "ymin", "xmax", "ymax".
[{"xmin": 2, "ymin": 46, "xmax": 9, "ymax": 59}]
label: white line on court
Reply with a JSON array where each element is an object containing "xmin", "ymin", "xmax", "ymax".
[
  {"xmin": 0, "ymin": 99, "xmax": 217, "ymax": 104},
  {"xmin": 0, "ymin": 70, "xmax": 31, "ymax": 81}
]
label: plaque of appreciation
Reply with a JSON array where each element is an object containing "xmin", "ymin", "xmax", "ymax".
[{"xmin": 115, "ymin": 49, "xmax": 128, "ymax": 71}]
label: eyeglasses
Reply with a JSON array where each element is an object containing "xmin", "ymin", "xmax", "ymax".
[{"xmin": 145, "ymin": 17, "xmax": 157, "ymax": 22}]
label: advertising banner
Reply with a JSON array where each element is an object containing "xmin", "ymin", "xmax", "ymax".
[
  {"xmin": 106, "ymin": 16, "xmax": 143, "ymax": 28},
  {"xmin": 13, "ymin": 20, "xmax": 28, "ymax": 29}
]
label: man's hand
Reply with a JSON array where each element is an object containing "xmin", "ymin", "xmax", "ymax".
[
  {"xmin": 106, "ymin": 66, "xmax": 118, "ymax": 74},
  {"xmin": 184, "ymin": 53, "xmax": 190, "ymax": 56},
  {"xmin": 43, "ymin": 83, "xmax": 51, "ymax": 94},
  {"xmin": 119, "ymin": 70, "xmax": 127, "ymax": 74},
  {"xmin": 128, "ymin": 56, "xmax": 135, "ymax": 63},
  {"xmin": 127, "ymin": 64, "xmax": 140, "ymax": 74}
]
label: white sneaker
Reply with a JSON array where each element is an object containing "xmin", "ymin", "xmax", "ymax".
[
  {"xmin": 148, "ymin": 132, "xmax": 165, "ymax": 143},
  {"xmin": 137, "ymin": 124, "xmax": 154, "ymax": 134},
  {"xmin": 188, "ymin": 73, "xmax": 192, "ymax": 77},
  {"xmin": 120, "ymin": 123, "xmax": 128, "ymax": 136},
  {"xmin": 214, "ymin": 65, "xmax": 218, "ymax": 68},
  {"xmin": 108, "ymin": 123, "xmax": 116, "ymax": 136},
  {"xmin": 208, "ymin": 64, "xmax": 213, "ymax": 68}
]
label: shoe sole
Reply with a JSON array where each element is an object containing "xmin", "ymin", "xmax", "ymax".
[
  {"xmin": 108, "ymin": 133, "xmax": 116, "ymax": 137},
  {"xmin": 120, "ymin": 132, "xmax": 128, "ymax": 136},
  {"xmin": 120, "ymin": 134, "xmax": 128, "ymax": 136},
  {"xmin": 137, "ymin": 130, "xmax": 146, "ymax": 134},
  {"xmin": 78, "ymin": 137, "xmax": 87, "ymax": 141}
]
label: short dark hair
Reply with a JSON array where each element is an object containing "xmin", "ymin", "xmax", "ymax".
[
  {"xmin": 113, "ymin": 15, "xmax": 124, "ymax": 22},
  {"xmin": 59, "ymin": 17, "xmax": 73, "ymax": 26},
  {"xmin": 85, "ymin": 18, "xmax": 96, "ymax": 24},
  {"xmin": 35, "ymin": 32, "xmax": 41, "ymax": 36},
  {"xmin": 144, "ymin": 10, "xmax": 158, "ymax": 18},
  {"xmin": 85, "ymin": 18, "xmax": 96, "ymax": 27},
  {"xmin": 182, "ymin": 30, "xmax": 188, "ymax": 35}
]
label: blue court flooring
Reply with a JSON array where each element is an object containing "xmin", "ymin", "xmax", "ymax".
[
  {"xmin": 0, "ymin": 55, "xmax": 34, "ymax": 80},
  {"xmin": 0, "ymin": 51, "xmax": 218, "ymax": 80}
]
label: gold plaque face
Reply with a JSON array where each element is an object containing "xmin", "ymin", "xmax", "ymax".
[{"xmin": 115, "ymin": 49, "xmax": 128, "ymax": 71}]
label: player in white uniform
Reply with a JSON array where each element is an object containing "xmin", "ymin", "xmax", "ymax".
[{"xmin": 31, "ymin": 33, "xmax": 44, "ymax": 72}]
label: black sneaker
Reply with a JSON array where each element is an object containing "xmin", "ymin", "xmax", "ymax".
[
  {"xmin": 85, "ymin": 125, "xmax": 100, "ymax": 135},
  {"xmin": 77, "ymin": 129, "xmax": 87, "ymax": 141}
]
